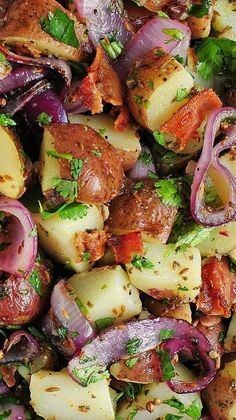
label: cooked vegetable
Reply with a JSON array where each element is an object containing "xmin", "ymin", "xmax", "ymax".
[
  {"xmin": 0, "ymin": 65, "xmax": 46, "ymax": 95},
  {"xmin": 127, "ymin": 48, "xmax": 194, "ymax": 131},
  {"xmin": 30, "ymin": 369, "xmax": 116, "ymax": 420},
  {"xmin": 128, "ymin": 145, "xmax": 156, "ymax": 179},
  {"xmin": 68, "ymin": 265, "xmax": 142, "ymax": 324},
  {"xmin": 126, "ymin": 241, "xmax": 202, "ymax": 303},
  {"xmin": 0, "ymin": 383, "xmax": 28, "ymax": 419},
  {"xmin": 0, "ymin": 330, "xmax": 42, "ymax": 363},
  {"xmin": 0, "ymin": 0, "xmax": 87, "ymax": 61},
  {"xmin": 224, "ymin": 312, "xmax": 236, "ymax": 351},
  {"xmin": 197, "ymin": 220, "xmax": 236, "ymax": 257},
  {"xmin": 203, "ymin": 357, "xmax": 236, "ymax": 419},
  {"xmin": 68, "ymin": 113, "xmax": 141, "ymax": 172},
  {"xmin": 33, "ymin": 202, "xmax": 108, "ymax": 272},
  {"xmin": 212, "ymin": 0, "xmax": 236, "ymax": 41},
  {"xmin": 106, "ymin": 179, "xmax": 177, "ymax": 243},
  {"xmin": 40, "ymin": 123, "xmax": 124, "ymax": 205},
  {"xmin": 108, "ymin": 232, "xmax": 144, "ymax": 264}
]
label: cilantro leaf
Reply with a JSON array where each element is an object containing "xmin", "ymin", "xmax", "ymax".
[
  {"xmin": 29, "ymin": 226, "xmax": 37, "ymax": 238},
  {"xmin": 57, "ymin": 326, "xmax": 68, "ymax": 339},
  {"xmin": 28, "ymin": 326, "xmax": 45, "ymax": 341},
  {"xmin": 82, "ymin": 251, "xmax": 91, "ymax": 261},
  {"xmin": 189, "ymin": 0, "xmax": 210, "ymax": 17},
  {"xmin": 175, "ymin": 88, "xmax": 189, "ymax": 102},
  {"xmin": 168, "ymin": 219, "xmax": 213, "ymax": 252},
  {"xmin": 133, "ymin": 181, "xmax": 144, "ymax": 191},
  {"xmin": 95, "ymin": 317, "xmax": 115, "ymax": 331},
  {"xmin": 72, "ymin": 366, "xmax": 110, "ymax": 386},
  {"xmin": 53, "ymin": 178, "xmax": 78, "ymax": 201},
  {"xmin": 165, "ymin": 415, "xmax": 183, "ymax": 420},
  {"xmin": 156, "ymin": 347, "xmax": 175, "ymax": 380},
  {"xmin": 126, "ymin": 338, "xmax": 143, "ymax": 355},
  {"xmin": 28, "ymin": 270, "xmax": 43, "ymax": 297},
  {"xmin": 162, "ymin": 28, "xmax": 184, "ymax": 43},
  {"xmin": 174, "ymin": 55, "xmax": 184, "ymax": 64},
  {"xmin": 114, "ymin": 383, "xmax": 143, "ymax": 402},
  {"xmin": 163, "ymin": 397, "xmax": 202, "ymax": 420},
  {"xmin": 153, "ymin": 131, "xmax": 165, "ymax": 146},
  {"xmin": 71, "ymin": 158, "xmax": 86, "ymax": 180},
  {"xmin": 159, "ymin": 328, "xmax": 175, "ymax": 341},
  {"xmin": 138, "ymin": 151, "xmax": 153, "ymax": 165},
  {"xmin": 59, "ymin": 202, "xmax": 89, "ymax": 220},
  {"xmin": 155, "ymin": 179, "xmax": 183, "ymax": 207},
  {"xmin": 157, "ymin": 11, "xmax": 169, "ymax": 18},
  {"xmin": 41, "ymin": 9, "xmax": 79, "ymax": 48},
  {"xmin": 131, "ymin": 254, "xmax": 154, "ymax": 270},
  {"xmin": 0, "ymin": 113, "xmax": 16, "ymax": 126},
  {"xmin": 125, "ymin": 357, "xmax": 138, "ymax": 368},
  {"xmin": 0, "ymin": 410, "xmax": 12, "ymax": 420},
  {"xmin": 37, "ymin": 112, "xmax": 52, "ymax": 126}
]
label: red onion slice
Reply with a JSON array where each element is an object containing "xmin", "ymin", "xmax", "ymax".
[
  {"xmin": 0, "ymin": 66, "xmax": 46, "ymax": 95},
  {"xmin": 0, "ymin": 198, "xmax": 37, "ymax": 276},
  {"xmin": 51, "ymin": 280, "xmax": 95, "ymax": 350},
  {"xmin": 128, "ymin": 145, "xmax": 156, "ymax": 179},
  {"xmin": 116, "ymin": 16, "xmax": 191, "ymax": 81},
  {"xmin": 190, "ymin": 107, "xmax": 236, "ymax": 226},
  {"xmin": 76, "ymin": 0, "xmax": 132, "ymax": 48},
  {"xmin": 0, "ymin": 382, "xmax": 28, "ymax": 420},
  {"xmin": 64, "ymin": 80, "xmax": 89, "ymax": 114},
  {"xmin": 68, "ymin": 317, "xmax": 216, "ymax": 393},
  {"xmin": 0, "ymin": 331, "xmax": 42, "ymax": 364}
]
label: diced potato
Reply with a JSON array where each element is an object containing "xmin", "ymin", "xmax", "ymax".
[
  {"xmin": 116, "ymin": 364, "xmax": 202, "ymax": 420},
  {"xmin": 39, "ymin": 126, "xmax": 60, "ymax": 193},
  {"xmin": 68, "ymin": 265, "xmax": 142, "ymax": 324},
  {"xmin": 126, "ymin": 242, "xmax": 202, "ymax": 302},
  {"xmin": 33, "ymin": 205, "xmax": 108, "ymax": 272},
  {"xmin": 197, "ymin": 220, "xmax": 236, "ymax": 257},
  {"xmin": 30, "ymin": 369, "xmax": 116, "ymax": 420},
  {"xmin": 0, "ymin": 126, "xmax": 31, "ymax": 198},
  {"xmin": 203, "ymin": 358, "xmax": 236, "ymax": 419},
  {"xmin": 224, "ymin": 312, "xmax": 236, "ymax": 351},
  {"xmin": 212, "ymin": 0, "xmax": 236, "ymax": 41},
  {"xmin": 126, "ymin": 48, "xmax": 194, "ymax": 131},
  {"xmin": 0, "ymin": 0, "xmax": 87, "ymax": 61},
  {"xmin": 69, "ymin": 114, "xmax": 141, "ymax": 171},
  {"xmin": 187, "ymin": 11, "xmax": 212, "ymax": 39}
]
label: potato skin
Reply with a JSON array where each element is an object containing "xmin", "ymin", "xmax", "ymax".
[
  {"xmin": 106, "ymin": 179, "xmax": 177, "ymax": 242},
  {"xmin": 0, "ymin": 256, "xmax": 52, "ymax": 326},
  {"xmin": 44, "ymin": 123, "xmax": 124, "ymax": 205}
]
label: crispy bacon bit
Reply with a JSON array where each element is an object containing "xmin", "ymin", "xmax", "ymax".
[
  {"xmin": 197, "ymin": 257, "xmax": 235, "ymax": 317},
  {"xmin": 108, "ymin": 232, "xmax": 144, "ymax": 264},
  {"xmin": 113, "ymin": 105, "xmax": 130, "ymax": 132},
  {"xmin": 78, "ymin": 46, "xmax": 123, "ymax": 114},
  {"xmin": 75, "ymin": 229, "xmax": 107, "ymax": 263},
  {"xmin": 0, "ymin": 365, "xmax": 16, "ymax": 387}
]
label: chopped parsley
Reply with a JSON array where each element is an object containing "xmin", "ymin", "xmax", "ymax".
[
  {"xmin": 157, "ymin": 10, "xmax": 169, "ymax": 18},
  {"xmin": 0, "ymin": 53, "xmax": 8, "ymax": 64},
  {"xmin": 153, "ymin": 130, "xmax": 165, "ymax": 146},
  {"xmin": 95, "ymin": 317, "xmax": 115, "ymax": 331},
  {"xmin": 71, "ymin": 158, "xmax": 86, "ymax": 180},
  {"xmin": 36, "ymin": 112, "xmax": 52, "ymax": 126},
  {"xmin": 159, "ymin": 328, "xmax": 175, "ymax": 341},
  {"xmin": 114, "ymin": 383, "xmax": 143, "ymax": 402},
  {"xmin": 175, "ymin": 88, "xmax": 189, "ymax": 102},
  {"xmin": 165, "ymin": 415, "xmax": 182, "ymax": 420},
  {"xmin": 0, "ymin": 410, "xmax": 12, "ymax": 419},
  {"xmin": 91, "ymin": 149, "xmax": 102, "ymax": 157},
  {"xmin": 82, "ymin": 251, "xmax": 91, "ymax": 262},
  {"xmin": 178, "ymin": 285, "xmax": 189, "ymax": 291},
  {"xmin": 99, "ymin": 128, "xmax": 106, "ymax": 136},
  {"xmin": 0, "ymin": 113, "xmax": 16, "ymax": 126},
  {"xmin": 133, "ymin": 181, "xmax": 144, "ymax": 191},
  {"xmin": 100, "ymin": 33, "xmax": 124, "ymax": 59},
  {"xmin": 168, "ymin": 219, "xmax": 213, "ymax": 253},
  {"xmin": 162, "ymin": 28, "xmax": 184, "ymax": 43},
  {"xmin": 39, "ymin": 201, "xmax": 88, "ymax": 221},
  {"xmin": 174, "ymin": 55, "xmax": 184, "ymax": 64},
  {"xmin": 125, "ymin": 357, "xmax": 138, "ymax": 368},
  {"xmin": 163, "ymin": 397, "xmax": 202, "ymax": 419},
  {"xmin": 155, "ymin": 178, "xmax": 183, "ymax": 208},
  {"xmin": 129, "ymin": 408, "xmax": 138, "ymax": 419},
  {"xmin": 53, "ymin": 178, "xmax": 78, "ymax": 201},
  {"xmin": 131, "ymin": 254, "xmax": 154, "ymax": 270},
  {"xmin": 57, "ymin": 326, "xmax": 68, "ymax": 340},
  {"xmin": 156, "ymin": 347, "xmax": 175, "ymax": 381},
  {"xmin": 47, "ymin": 150, "xmax": 73, "ymax": 160},
  {"xmin": 126, "ymin": 338, "xmax": 143, "ymax": 355},
  {"xmin": 28, "ymin": 270, "xmax": 43, "ymax": 297},
  {"xmin": 218, "ymin": 331, "xmax": 226, "ymax": 344},
  {"xmin": 138, "ymin": 151, "xmax": 153, "ymax": 165},
  {"xmin": 134, "ymin": 95, "xmax": 143, "ymax": 107},
  {"xmin": 41, "ymin": 9, "xmax": 79, "ymax": 48},
  {"xmin": 75, "ymin": 296, "xmax": 88, "ymax": 316},
  {"xmin": 189, "ymin": 0, "xmax": 210, "ymax": 18},
  {"xmin": 148, "ymin": 79, "xmax": 154, "ymax": 90},
  {"xmin": 72, "ymin": 366, "xmax": 110, "ymax": 386}
]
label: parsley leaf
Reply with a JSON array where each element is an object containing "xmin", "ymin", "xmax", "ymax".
[
  {"xmin": 165, "ymin": 415, "xmax": 183, "ymax": 420},
  {"xmin": 37, "ymin": 112, "xmax": 52, "ymax": 126},
  {"xmin": 59, "ymin": 202, "xmax": 89, "ymax": 220},
  {"xmin": 133, "ymin": 181, "xmax": 144, "ymax": 191},
  {"xmin": 157, "ymin": 11, "xmax": 169, "ymax": 18},
  {"xmin": 126, "ymin": 357, "xmax": 138, "ymax": 368},
  {"xmin": 0, "ymin": 113, "xmax": 16, "ymax": 126},
  {"xmin": 0, "ymin": 410, "xmax": 11, "ymax": 420},
  {"xmin": 47, "ymin": 150, "xmax": 73, "ymax": 160},
  {"xmin": 114, "ymin": 383, "xmax": 143, "ymax": 402},
  {"xmin": 155, "ymin": 179, "xmax": 183, "ymax": 208},
  {"xmin": 153, "ymin": 130, "xmax": 165, "ymax": 146},
  {"xmin": 131, "ymin": 254, "xmax": 154, "ymax": 270},
  {"xmin": 29, "ymin": 226, "xmax": 37, "ymax": 238},
  {"xmin": 126, "ymin": 338, "xmax": 143, "ymax": 355},
  {"xmin": 28, "ymin": 326, "xmax": 45, "ymax": 340},
  {"xmin": 162, "ymin": 28, "xmax": 184, "ymax": 43},
  {"xmin": 218, "ymin": 331, "xmax": 226, "ymax": 344},
  {"xmin": 138, "ymin": 151, "xmax": 153, "ymax": 165},
  {"xmin": 156, "ymin": 347, "xmax": 175, "ymax": 381},
  {"xmin": 75, "ymin": 296, "xmax": 88, "ymax": 316},
  {"xmin": 41, "ymin": 9, "xmax": 79, "ymax": 48},
  {"xmin": 163, "ymin": 397, "xmax": 202, "ymax": 420},
  {"xmin": 95, "ymin": 317, "xmax": 115, "ymax": 331},
  {"xmin": 28, "ymin": 270, "xmax": 43, "ymax": 297},
  {"xmin": 57, "ymin": 326, "xmax": 68, "ymax": 339},
  {"xmin": 159, "ymin": 328, "xmax": 175, "ymax": 341},
  {"xmin": 72, "ymin": 366, "xmax": 110, "ymax": 386},
  {"xmin": 53, "ymin": 178, "xmax": 78, "ymax": 201},
  {"xmin": 82, "ymin": 251, "xmax": 91, "ymax": 261},
  {"xmin": 71, "ymin": 158, "xmax": 86, "ymax": 180},
  {"xmin": 174, "ymin": 55, "xmax": 184, "ymax": 64},
  {"xmin": 189, "ymin": 0, "xmax": 210, "ymax": 17},
  {"xmin": 175, "ymin": 88, "xmax": 189, "ymax": 102}
]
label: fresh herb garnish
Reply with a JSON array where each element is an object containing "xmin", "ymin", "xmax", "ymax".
[
  {"xmin": 131, "ymin": 254, "xmax": 154, "ymax": 270},
  {"xmin": 165, "ymin": 415, "xmax": 183, "ymax": 420},
  {"xmin": 133, "ymin": 181, "xmax": 144, "ymax": 191},
  {"xmin": 174, "ymin": 54, "xmax": 184, "ymax": 64},
  {"xmin": 159, "ymin": 329, "xmax": 175, "ymax": 341},
  {"xmin": 189, "ymin": 0, "xmax": 210, "ymax": 18},
  {"xmin": 28, "ymin": 270, "xmax": 43, "ymax": 297},
  {"xmin": 29, "ymin": 226, "xmax": 37, "ymax": 238},
  {"xmin": 156, "ymin": 347, "xmax": 175, "ymax": 380},
  {"xmin": 155, "ymin": 179, "xmax": 183, "ymax": 208},
  {"xmin": 71, "ymin": 158, "xmax": 86, "ymax": 180},
  {"xmin": 126, "ymin": 338, "xmax": 143, "ymax": 355},
  {"xmin": 37, "ymin": 112, "xmax": 52, "ymax": 126},
  {"xmin": 53, "ymin": 178, "xmax": 78, "ymax": 201},
  {"xmin": 148, "ymin": 79, "xmax": 154, "ymax": 90},
  {"xmin": 134, "ymin": 95, "xmax": 143, "ymax": 107},
  {"xmin": 162, "ymin": 28, "xmax": 184, "ymax": 43},
  {"xmin": 41, "ymin": 9, "xmax": 79, "ymax": 48},
  {"xmin": 100, "ymin": 33, "xmax": 124, "ymax": 59},
  {"xmin": 75, "ymin": 297, "xmax": 88, "ymax": 315},
  {"xmin": 39, "ymin": 201, "xmax": 88, "ymax": 221},
  {"xmin": 178, "ymin": 285, "xmax": 189, "ymax": 291},
  {"xmin": 163, "ymin": 397, "xmax": 202, "ymax": 419},
  {"xmin": 138, "ymin": 151, "xmax": 153, "ymax": 165},
  {"xmin": 0, "ymin": 410, "xmax": 12, "ymax": 419},
  {"xmin": 218, "ymin": 331, "xmax": 226, "ymax": 344},
  {"xmin": 57, "ymin": 326, "xmax": 68, "ymax": 339},
  {"xmin": 91, "ymin": 149, "xmax": 102, "ymax": 157},
  {"xmin": 47, "ymin": 150, "xmax": 73, "ymax": 160},
  {"xmin": 153, "ymin": 130, "xmax": 165, "ymax": 146},
  {"xmin": 82, "ymin": 251, "xmax": 91, "ymax": 262},
  {"xmin": 0, "ymin": 113, "xmax": 16, "ymax": 126},
  {"xmin": 125, "ymin": 357, "xmax": 138, "ymax": 368},
  {"xmin": 114, "ymin": 383, "xmax": 143, "ymax": 402},
  {"xmin": 0, "ymin": 53, "xmax": 8, "ymax": 64},
  {"xmin": 99, "ymin": 128, "xmax": 106, "ymax": 136},
  {"xmin": 129, "ymin": 408, "xmax": 138, "ymax": 419},
  {"xmin": 157, "ymin": 10, "xmax": 169, "ymax": 18},
  {"xmin": 95, "ymin": 317, "xmax": 115, "ymax": 331},
  {"xmin": 175, "ymin": 87, "xmax": 189, "ymax": 102},
  {"xmin": 72, "ymin": 366, "xmax": 110, "ymax": 386}
]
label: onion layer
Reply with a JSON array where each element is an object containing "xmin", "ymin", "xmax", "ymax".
[
  {"xmin": 0, "ymin": 198, "xmax": 37, "ymax": 276},
  {"xmin": 0, "ymin": 382, "xmax": 28, "ymax": 419},
  {"xmin": 0, "ymin": 66, "xmax": 46, "ymax": 95},
  {"xmin": 128, "ymin": 145, "xmax": 156, "ymax": 179},
  {"xmin": 0, "ymin": 331, "xmax": 42, "ymax": 363},
  {"xmin": 68, "ymin": 317, "xmax": 216, "ymax": 393},
  {"xmin": 190, "ymin": 107, "xmax": 236, "ymax": 226}
]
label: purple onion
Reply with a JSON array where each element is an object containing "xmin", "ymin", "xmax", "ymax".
[
  {"xmin": 190, "ymin": 107, "xmax": 236, "ymax": 226},
  {"xmin": 128, "ymin": 145, "xmax": 156, "ymax": 179},
  {"xmin": 68, "ymin": 317, "xmax": 216, "ymax": 393},
  {"xmin": 0, "ymin": 331, "xmax": 42, "ymax": 364},
  {"xmin": 51, "ymin": 280, "xmax": 95, "ymax": 350},
  {"xmin": 0, "ymin": 382, "xmax": 28, "ymax": 419},
  {"xmin": 115, "ymin": 16, "xmax": 191, "ymax": 81},
  {"xmin": 0, "ymin": 198, "xmax": 37, "ymax": 276},
  {"xmin": 0, "ymin": 66, "xmax": 46, "ymax": 95},
  {"xmin": 64, "ymin": 80, "xmax": 89, "ymax": 115}
]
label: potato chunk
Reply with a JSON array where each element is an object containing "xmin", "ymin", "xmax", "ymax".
[
  {"xmin": 197, "ymin": 220, "xmax": 236, "ymax": 257},
  {"xmin": 212, "ymin": 0, "xmax": 236, "ymax": 41},
  {"xmin": 0, "ymin": 126, "xmax": 32, "ymax": 199},
  {"xmin": 30, "ymin": 369, "xmax": 116, "ymax": 420},
  {"xmin": 0, "ymin": 0, "xmax": 87, "ymax": 61},
  {"xmin": 68, "ymin": 265, "xmax": 142, "ymax": 324},
  {"xmin": 126, "ymin": 241, "xmax": 202, "ymax": 302},
  {"xmin": 126, "ymin": 48, "xmax": 194, "ymax": 131}
]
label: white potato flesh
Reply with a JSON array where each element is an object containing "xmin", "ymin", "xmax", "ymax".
[
  {"xmin": 116, "ymin": 364, "xmax": 202, "ymax": 420},
  {"xmin": 197, "ymin": 220, "xmax": 236, "ymax": 257},
  {"xmin": 146, "ymin": 67, "xmax": 193, "ymax": 131},
  {"xmin": 39, "ymin": 128, "xmax": 60, "ymax": 193},
  {"xmin": 224, "ymin": 312, "xmax": 236, "ymax": 351},
  {"xmin": 212, "ymin": 0, "xmax": 236, "ymax": 41},
  {"xmin": 68, "ymin": 265, "xmax": 142, "ymax": 324},
  {"xmin": 69, "ymin": 113, "xmax": 141, "ymax": 171},
  {"xmin": 30, "ymin": 369, "xmax": 116, "ymax": 420},
  {"xmin": 126, "ymin": 242, "xmax": 202, "ymax": 302},
  {"xmin": 0, "ymin": 127, "xmax": 28, "ymax": 198},
  {"xmin": 33, "ymin": 205, "xmax": 107, "ymax": 272}
]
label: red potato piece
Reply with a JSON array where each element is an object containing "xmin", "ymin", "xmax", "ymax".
[
  {"xmin": 0, "ymin": 256, "xmax": 52, "ymax": 326},
  {"xmin": 106, "ymin": 179, "xmax": 177, "ymax": 242},
  {"xmin": 197, "ymin": 257, "xmax": 235, "ymax": 317}
]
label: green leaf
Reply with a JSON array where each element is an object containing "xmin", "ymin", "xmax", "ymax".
[
  {"xmin": 131, "ymin": 254, "xmax": 154, "ymax": 270},
  {"xmin": 53, "ymin": 178, "xmax": 78, "ymax": 200},
  {"xmin": 82, "ymin": 251, "xmax": 91, "ymax": 261},
  {"xmin": 148, "ymin": 79, "xmax": 154, "ymax": 90},
  {"xmin": 155, "ymin": 179, "xmax": 183, "ymax": 208},
  {"xmin": 59, "ymin": 202, "xmax": 89, "ymax": 220},
  {"xmin": 57, "ymin": 326, "xmax": 68, "ymax": 339},
  {"xmin": 91, "ymin": 149, "xmax": 102, "ymax": 157},
  {"xmin": 95, "ymin": 317, "xmax": 115, "ymax": 331},
  {"xmin": 163, "ymin": 397, "xmax": 185, "ymax": 411},
  {"xmin": 175, "ymin": 88, "xmax": 189, "ymax": 102},
  {"xmin": 75, "ymin": 296, "xmax": 88, "ymax": 315},
  {"xmin": 163, "ymin": 397, "xmax": 202, "ymax": 419},
  {"xmin": 168, "ymin": 219, "xmax": 213, "ymax": 252},
  {"xmin": 125, "ymin": 357, "xmax": 138, "ymax": 368},
  {"xmin": 72, "ymin": 366, "xmax": 110, "ymax": 386},
  {"xmin": 153, "ymin": 130, "xmax": 165, "ymax": 146},
  {"xmin": 126, "ymin": 338, "xmax": 143, "ymax": 355},
  {"xmin": 28, "ymin": 270, "xmax": 43, "ymax": 297},
  {"xmin": 29, "ymin": 226, "xmax": 37, "ymax": 237},
  {"xmin": 133, "ymin": 181, "xmax": 144, "ymax": 191},
  {"xmin": 47, "ymin": 150, "xmax": 73, "ymax": 160},
  {"xmin": 100, "ymin": 32, "xmax": 124, "ymax": 59},
  {"xmin": 174, "ymin": 54, "xmax": 184, "ymax": 64},
  {"xmin": 178, "ymin": 285, "xmax": 189, "ymax": 291},
  {"xmin": 0, "ymin": 53, "xmax": 8, "ymax": 64},
  {"xmin": 134, "ymin": 95, "xmax": 143, "ymax": 107},
  {"xmin": 0, "ymin": 113, "xmax": 16, "ymax": 126},
  {"xmin": 159, "ymin": 328, "xmax": 175, "ymax": 341},
  {"xmin": 99, "ymin": 128, "xmax": 106, "ymax": 136},
  {"xmin": 0, "ymin": 410, "xmax": 12, "ymax": 420},
  {"xmin": 71, "ymin": 158, "xmax": 86, "ymax": 180},
  {"xmin": 36, "ymin": 112, "xmax": 52, "ymax": 126},
  {"xmin": 157, "ymin": 10, "xmax": 169, "ymax": 18},
  {"xmin": 41, "ymin": 8, "xmax": 79, "ymax": 48},
  {"xmin": 114, "ymin": 383, "xmax": 143, "ymax": 402},
  {"xmin": 138, "ymin": 151, "xmax": 153, "ymax": 165},
  {"xmin": 156, "ymin": 347, "xmax": 175, "ymax": 381},
  {"xmin": 28, "ymin": 326, "xmax": 45, "ymax": 341},
  {"xmin": 165, "ymin": 415, "xmax": 183, "ymax": 420},
  {"xmin": 189, "ymin": 0, "xmax": 210, "ymax": 17},
  {"xmin": 218, "ymin": 331, "xmax": 226, "ymax": 344},
  {"xmin": 129, "ymin": 408, "xmax": 138, "ymax": 419},
  {"xmin": 162, "ymin": 28, "xmax": 184, "ymax": 43}
]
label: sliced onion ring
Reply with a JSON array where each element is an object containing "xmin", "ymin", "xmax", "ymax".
[
  {"xmin": 0, "ymin": 330, "xmax": 42, "ymax": 364},
  {"xmin": 68, "ymin": 317, "xmax": 216, "ymax": 393},
  {"xmin": 0, "ymin": 198, "xmax": 37, "ymax": 276},
  {"xmin": 0, "ymin": 65, "xmax": 46, "ymax": 95},
  {"xmin": 190, "ymin": 107, "xmax": 236, "ymax": 226},
  {"xmin": 128, "ymin": 144, "xmax": 156, "ymax": 179}
]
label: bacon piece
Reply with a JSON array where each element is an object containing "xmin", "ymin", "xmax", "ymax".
[
  {"xmin": 75, "ymin": 229, "xmax": 107, "ymax": 263},
  {"xmin": 108, "ymin": 231, "xmax": 144, "ymax": 264}
]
